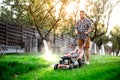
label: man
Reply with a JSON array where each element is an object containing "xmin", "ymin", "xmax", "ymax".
[{"xmin": 75, "ymin": 10, "xmax": 92, "ymax": 65}]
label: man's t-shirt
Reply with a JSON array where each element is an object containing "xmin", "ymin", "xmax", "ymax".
[{"xmin": 75, "ymin": 18, "xmax": 92, "ymax": 39}]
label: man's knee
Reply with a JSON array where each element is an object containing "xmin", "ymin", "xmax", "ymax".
[{"xmin": 85, "ymin": 48, "xmax": 90, "ymax": 53}]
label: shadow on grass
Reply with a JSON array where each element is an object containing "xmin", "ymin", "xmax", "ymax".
[{"xmin": 0, "ymin": 57, "xmax": 49, "ymax": 80}]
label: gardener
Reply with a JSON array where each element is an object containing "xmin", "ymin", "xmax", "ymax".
[{"xmin": 75, "ymin": 10, "xmax": 92, "ymax": 65}]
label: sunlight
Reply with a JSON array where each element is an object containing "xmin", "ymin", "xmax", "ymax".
[
  {"xmin": 66, "ymin": 2, "xmax": 76, "ymax": 14},
  {"xmin": 65, "ymin": 1, "xmax": 78, "ymax": 20},
  {"xmin": 54, "ymin": 0, "xmax": 62, "ymax": 19},
  {"xmin": 66, "ymin": 0, "xmax": 87, "ymax": 14},
  {"xmin": 43, "ymin": 40, "xmax": 52, "ymax": 61},
  {"xmin": 79, "ymin": 0, "xmax": 86, "ymax": 10},
  {"xmin": 107, "ymin": 1, "xmax": 120, "ymax": 35},
  {"xmin": 42, "ymin": 40, "xmax": 59, "ymax": 63},
  {"xmin": 65, "ymin": 0, "xmax": 87, "ymax": 20}
]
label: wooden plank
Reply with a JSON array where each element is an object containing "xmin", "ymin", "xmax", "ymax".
[
  {"xmin": 7, "ymin": 32, "xmax": 22, "ymax": 38},
  {"xmin": 7, "ymin": 42, "xmax": 17, "ymax": 46},
  {"xmin": 23, "ymin": 27, "xmax": 35, "ymax": 32},
  {"xmin": 0, "ymin": 40, "xmax": 6, "ymax": 44},
  {"xmin": 0, "ymin": 23, "xmax": 37, "ymax": 48},
  {"xmin": 0, "ymin": 26, "xmax": 6, "ymax": 30},
  {"xmin": 7, "ymin": 24, "xmax": 21, "ymax": 30},
  {"xmin": 8, "ymin": 40, "xmax": 22, "ymax": 44},
  {"xmin": 0, "ymin": 32, "xmax": 6, "ymax": 36},
  {"xmin": 7, "ymin": 35, "xmax": 22, "ymax": 40},
  {"xmin": 8, "ymin": 40, "xmax": 22, "ymax": 43},
  {"xmin": 0, "ymin": 29, "xmax": 6, "ymax": 33},
  {"xmin": 23, "ymin": 30, "xmax": 35, "ymax": 35},
  {"xmin": 0, "ymin": 36, "xmax": 6, "ymax": 39},
  {"xmin": 7, "ymin": 28, "xmax": 22, "ymax": 34},
  {"xmin": 22, "ymin": 34, "xmax": 35, "ymax": 38},
  {"xmin": 0, "ymin": 23, "xmax": 6, "ymax": 29}
]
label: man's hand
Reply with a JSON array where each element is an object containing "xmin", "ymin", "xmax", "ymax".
[
  {"xmin": 84, "ymin": 32, "xmax": 88, "ymax": 34},
  {"xmin": 75, "ymin": 29, "xmax": 79, "ymax": 35}
]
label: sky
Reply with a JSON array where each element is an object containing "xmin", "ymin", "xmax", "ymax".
[{"xmin": 108, "ymin": 4, "xmax": 120, "ymax": 34}]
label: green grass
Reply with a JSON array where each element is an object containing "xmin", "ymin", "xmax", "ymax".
[{"xmin": 0, "ymin": 54, "xmax": 120, "ymax": 80}]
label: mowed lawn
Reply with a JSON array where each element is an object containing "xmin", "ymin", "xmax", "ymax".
[{"xmin": 0, "ymin": 53, "xmax": 120, "ymax": 80}]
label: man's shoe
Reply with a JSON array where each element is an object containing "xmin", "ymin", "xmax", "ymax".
[{"xmin": 85, "ymin": 61, "xmax": 90, "ymax": 65}]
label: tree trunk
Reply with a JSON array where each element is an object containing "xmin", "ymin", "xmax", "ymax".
[
  {"xmin": 116, "ymin": 50, "xmax": 119, "ymax": 56},
  {"xmin": 38, "ymin": 37, "xmax": 46, "ymax": 51}
]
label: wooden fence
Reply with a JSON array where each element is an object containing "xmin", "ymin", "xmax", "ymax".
[
  {"xmin": 1, "ymin": 23, "xmax": 113, "ymax": 55},
  {"xmin": 0, "ymin": 23, "xmax": 36, "ymax": 54},
  {"xmin": 0, "ymin": 23, "xmax": 73, "ymax": 54}
]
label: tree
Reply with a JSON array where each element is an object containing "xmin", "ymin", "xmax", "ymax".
[
  {"xmin": 55, "ymin": 0, "xmax": 80, "ymax": 37},
  {"xmin": 85, "ymin": 0, "xmax": 120, "ymax": 41},
  {"xmin": 56, "ymin": 15, "xmax": 76, "ymax": 37},
  {"xmin": 95, "ymin": 35, "xmax": 110, "ymax": 49},
  {"xmin": 0, "ymin": 0, "xmax": 71, "ymax": 50},
  {"xmin": 110, "ymin": 25, "xmax": 120, "ymax": 56},
  {"xmin": 90, "ymin": 23, "xmax": 110, "ymax": 49},
  {"xmin": 83, "ymin": 0, "xmax": 120, "ymax": 53},
  {"xmin": 0, "ymin": 0, "xmax": 34, "ymax": 26}
]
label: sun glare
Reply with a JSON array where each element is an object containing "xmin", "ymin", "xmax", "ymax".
[
  {"xmin": 42, "ymin": 40, "xmax": 59, "ymax": 63},
  {"xmin": 66, "ymin": 2, "xmax": 76, "ymax": 14},
  {"xmin": 79, "ymin": 0, "xmax": 86, "ymax": 10},
  {"xmin": 54, "ymin": 1, "xmax": 62, "ymax": 19}
]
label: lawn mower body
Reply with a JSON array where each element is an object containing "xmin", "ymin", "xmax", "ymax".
[
  {"xmin": 54, "ymin": 35, "xmax": 88, "ymax": 70},
  {"xmin": 54, "ymin": 48, "xmax": 85, "ymax": 70}
]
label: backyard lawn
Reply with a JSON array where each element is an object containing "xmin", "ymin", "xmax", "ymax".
[{"xmin": 0, "ymin": 53, "xmax": 120, "ymax": 80}]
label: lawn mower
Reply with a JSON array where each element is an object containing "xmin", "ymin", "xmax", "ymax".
[{"xmin": 54, "ymin": 35, "xmax": 88, "ymax": 70}]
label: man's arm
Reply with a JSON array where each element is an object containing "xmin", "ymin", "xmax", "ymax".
[
  {"xmin": 85, "ymin": 19, "xmax": 92, "ymax": 34},
  {"xmin": 84, "ymin": 27, "xmax": 92, "ymax": 34}
]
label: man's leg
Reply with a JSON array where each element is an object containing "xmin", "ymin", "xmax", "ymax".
[
  {"xmin": 85, "ymin": 47, "xmax": 90, "ymax": 63},
  {"xmin": 78, "ymin": 39, "xmax": 84, "ymax": 49},
  {"xmin": 85, "ymin": 37, "xmax": 90, "ymax": 65}
]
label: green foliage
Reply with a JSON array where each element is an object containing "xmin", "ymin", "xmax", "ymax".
[
  {"xmin": 110, "ymin": 25, "xmax": 120, "ymax": 52},
  {"xmin": 0, "ymin": 5, "xmax": 11, "ymax": 23},
  {"xmin": 0, "ymin": 54, "xmax": 120, "ymax": 80},
  {"xmin": 93, "ymin": 35, "xmax": 109, "ymax": 47},
  {"xmin": 0, "ymin": 0, "xmax": 34, "ymax": 26},
  {"xmin": 56, "ymin": 17, "xmax": 76, "ymax": 37},
  {"xmin": 90, "ymin": 23, "xmax": 110, "ymax": 48},
  {"xmin": 86, "ymin": 0, "xmax": 120, "ymax": 41}
]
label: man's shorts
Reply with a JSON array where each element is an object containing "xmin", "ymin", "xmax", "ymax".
[{"xmin": 78, "ymin": 37, "xmax": 90, "ymax": 49}]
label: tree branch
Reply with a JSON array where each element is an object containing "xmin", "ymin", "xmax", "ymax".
[
  {"xmin": 45, "ymin": 19, "xmax": 60, "ymax": 38},
  {"xmin": 43, "ymin": 0, "xmax": 60, "ymax": 20},
  {"xmin": 32, "ymin": 1, "xmax": 45, "ymax": 14},
  {"xmin": 28, "ymin": 3, "xmax": 44, "ymax": 39},
  {"xmin": 86, "ymin": 14, "xmax": 94, "ymax": 23},
  {"xmin": 44, "ymin": 2, "xmax": 64, "ymax": 38}
]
